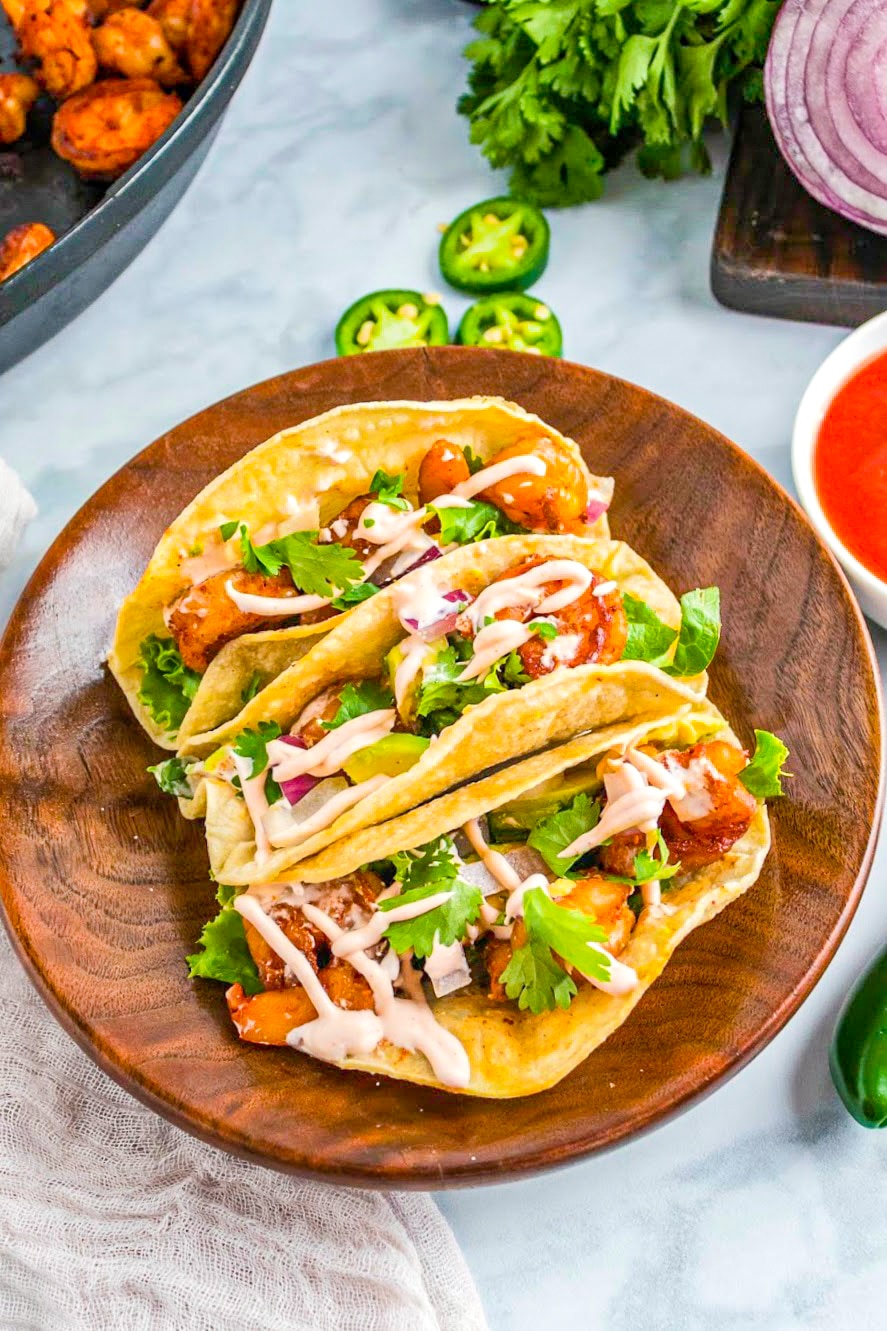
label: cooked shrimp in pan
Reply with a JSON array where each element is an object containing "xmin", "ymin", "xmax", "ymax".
[
  {"xmin": 0, "ymin": 221, "xmax": 55, "ymax": 281},
  {"xmin": 92, "ymin": 7, "xmax": 186, "ymax": 86},
  {"xmin": 146, "ymin": 0, "xmax": 189, "ymax": 52},
  {"xmin": 186, "ymin": 0, "xmax": 238, "ymax": 80},
  {"xmin": 0, "ymin": 72, "xmax": 39, "ymax": 144},
  {"xmin": 15, "ymin": 0, "xmax": 98, "ymax": 101},
  {"xmin": 51, "ymin": 76, "xmax": 182, "ymax": 177}
]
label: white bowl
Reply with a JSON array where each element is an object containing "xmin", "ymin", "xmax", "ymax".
[{"xmin": 792, "ymin": 310, "xmax": 887, "ymax": 630}]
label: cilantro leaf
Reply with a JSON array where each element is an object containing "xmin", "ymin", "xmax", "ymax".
[
  {"xmin": 232, "ymin": 721, "xmax": 282, "ymax": 778},
  {"xmin": 621, "ymin": 595, "xmax": 678, "ymax": 666},
  {"xmin": 186, "ymin": 905, "xmax": 263, "ymax": 994},
  {"xmin": 739, "ymin": 729, "xmax": 790, "ymax": 798},
  {"xmin": 330, "ymin": 581, "xmax": 379, "ymax": 611},
  {"xmin": 528, "ymin": 792, "xmax": 601, "ymax": 878},
  {"xmin": 380, "ymin": 837, "xmax": 482, "ymax": 958},
  {"xmin": 414, "ymin": 640, "xmax": 525, "ymax": 734},
  {"xmin": 147, "ymin": 756, "xmax": 193, "ymax": 798},
  {"xmin": 258, "ymin": 531, "xmax": 364, "ymax": 598},
  {"xmin": 323, "ymin": 679, "xmax": 394, "ymax": 731},
  {"xmin": 525, "ymin": 887, "xmax": 610, "ymax": 980},
  {"xmin": 429, "ymin": 498, "xmax": 527, "ymax": 546},
  {"xmin": 370, "ymin": 470, "xmax": 410, "ymax": 510},
  {"xmin": 529, "ymin": 617, "xmax": 558, "ymax": 641},
  {"xmin": 603, "ymin": 829, "xmax": 682, "ymax": 886},
  {"xmin": 137, "ymin": 635, "xmax": 201, "ymax": 737},
  {"xmin": 500, "ymin": 935, "xmax": 577, "ymax": 1014},
  {"xmin": 666, "ymin": 587, "xmax": 721, "ymax": 677},
  {"xmin": 463, "ymin": 445, "xmax": 485, "ymax": 475}
]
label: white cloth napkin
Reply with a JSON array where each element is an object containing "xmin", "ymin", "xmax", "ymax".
[
  {"xmin": 0, "ymin": 457, "xmax": 37, "ymax": 569},
  {"xmin": 0, "ymin": 472, "xmax": 489, "ymax": 1331}
]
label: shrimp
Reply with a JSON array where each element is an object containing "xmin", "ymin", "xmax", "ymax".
[
  {"xmin": 87, "ymin": 0, "xmax": 139, "ymax": 19},
  {"xmin": 479, "ymin": 436, "xmax": 589, "ymax": 532},
  {"xmin": 0, "ymin": 73, "xmax": 39, "ymax": 145},
  {"xmin": 146, "ymin": 0, "xmax": 189, "ymax": 53},
  {"xmin": 319, "ymin": 494, "xmax": 374, "ymax": 561},
  {"xmin": 92, "ymin": 7, "xmax": 187, "ymax": 86},
  {"xmin": 51, "ymin": 76, "xmax": 182, "ymax": 178},
  {"xmin": 226, "ymin": 983, "xmax": 316, "ymax": 1045},
  {"xmin": 166, "ymin": 566, "xmax": 297, "ymax": 673},
  {"xmin": 16, "ymin": 0, "xmax": 98, "ymax": 101},
  {"xmin": 185, "ymin": 0, "xmax": 238, "ymax": 81},
  {"xmin": 292, "ymin": 682, "xmax": 357, "ymax": 747},
  {"xmin": 418, "ymin": 439, "xmax": 471, "ymax": 506},
  {"xmin": 459, "ymin": 557, "xmax": 628, "ymax": 678},
  {"xmin": 658, "ymin": 739, "xmax": 757, "ymax": 869},
  {"xmin": 0, "ymin": 221, "xmax": 55, "ymax": 281},
  {"xmin": 557, "ymin": 875, "xmax": 635, "ymax": 956}
]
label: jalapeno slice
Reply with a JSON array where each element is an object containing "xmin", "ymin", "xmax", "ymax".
[
  {"xmin": 456, "ymin": 293, "xmax": 563, "ymax": 356},
  {"xmin": 335, "ymin": 290, "xmax": 449, "ymax": 355},
  {"xmin": 438, "ymin": 197, "xmax": 550, "ymax": 294},
  {"xmin": 830, "ymin": 946, "xmax": 887, "ymax": 1128}
]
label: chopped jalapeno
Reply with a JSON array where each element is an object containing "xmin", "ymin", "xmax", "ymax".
[
  {"xmin": 438, "ymin": 197, "xmax": 549, "ymax": 294},
  {"xmin": 335, "ymin": 289, "xmax": 449, "ymax": 355},
  {"xmin": 456, "ymin": 293, "xmax": 563, "ymax": 357}
]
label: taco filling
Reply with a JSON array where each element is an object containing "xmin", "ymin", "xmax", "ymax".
[
  {"xmin": 138, "ymin": 435, "xmax": 609, "ymax": 730},
  {"xmin": 163, "ymin": 550, "xmax": 719, "ymax": 871},
  {"xmin": 191, "ymin": 726, "xmax": 786, "ymax": 1093}
]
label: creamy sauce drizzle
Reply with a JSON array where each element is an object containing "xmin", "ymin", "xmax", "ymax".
[
  {"xmin": 224, "ymin": 580, "xmax": 329, "ymax": 617},
  {"xmin": 394, "ymin": 638, "xmax": 429, "ymax": 710},
  {"xmin": 232, "ymin": 753, "xmax": 272, "ymax": 864},
  {"xmin": 331, "ymin": 889, "xmax": 454, "ymax": 958},
  {"xmin": 264, "ymin": 775, "xmax": 388, "ymax": 848},
  {"xmin": 466, "ymin": 559, "xmax": 593, "ymax": 629},
  {"xmin": 456, "ymin": 619, "xmax": 534, "ymax": 681},
  {"xmin": 268, "ymin": 710, "xmax": 396, "ymax": 781},
  {"xmin": 451, "ymin": 454, "xmax": 546, "ymax": 501}
]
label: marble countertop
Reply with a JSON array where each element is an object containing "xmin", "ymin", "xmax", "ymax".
[{"xmin": 1, "ymin": 2, "xmax": 885, "ymax": 1327}]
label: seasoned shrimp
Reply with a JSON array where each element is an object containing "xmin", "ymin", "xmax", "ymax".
[
  {"xmin": 292, "ymin": 682, "xmax": 356, "ymax": 747},
  {"xmin": 418, "ymin": 439, "xmax": 471, "ymax": 506},
  {"xmin": 167, "ymin": 565, "xmax": 297, "ymax": 673},
  {"xmin": 146, "ymin": 0, "xmax": 189, "ymax": 53},
  {"xmin": 185, "ymin": 0, "xmax": 238, "ymax": 80},
  {"xmin": 87, "ymin": 0, "xmax": 137, "ymax": 18},
  {"xmin": 0, "ymin": 73, "xmax": 39, "ymax": 144},
  {"xmin": 226, "ymin": 983, "xmax": 315, "ymax": 1045},
  {"xmin": 486, "ymin": 919, "xmax": 526, "ymax": 1002},
  {"xmin": 16, "ymin": 0, "xmax": 98, "ymax": 100},
  {"xmin": 92, "ymin": 7, "xmax": 186, "ymax": 86},
  {"xmin": 658, "ymin": 739, "xmax": 756, "ymax": 869},
  {"xmin": 51, "ymin": 76, "xmax": 182, "ymax": 177},
  {"xmin": 479, "ymin": 436, "xmax": 589, "ymax": 532},
  {"xmin": 459, "ymin": 556, "xmax": 628, "ymax": 678},
  {"xmin": 0, "ymin": 221, "xmax": 55, "ymax": 281},
  {"xmin": 320, "ymin": 493, "xmax": 374, "ymax": 561},
  {"xmin": 557, "ymin": 875, "xmax": 635, "ymax": 956}
]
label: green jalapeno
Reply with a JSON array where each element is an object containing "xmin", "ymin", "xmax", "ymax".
[
  {"xmin": 830, "ymin": 945, "xmax": 887, "ymax": 1127},
  {"xmin": 456, "ymin": 292, "xmax": 563, "ymax": 356},
  {"xmin": 335, "ymin": 290, "xmax": 449, "ymax": 355},
  {"xmin": 438, "ymin": 197, "xmax": 550, "ymax": 294}
]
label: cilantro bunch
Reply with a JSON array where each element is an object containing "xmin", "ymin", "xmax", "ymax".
[{"xmin": 459, "ymin": 0, "xmax": 780, "ymax": 206}]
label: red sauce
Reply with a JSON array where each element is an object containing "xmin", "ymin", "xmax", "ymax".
[{"xmin": 814, "ymin": 349, "xmax": 887, "ymax": 582}]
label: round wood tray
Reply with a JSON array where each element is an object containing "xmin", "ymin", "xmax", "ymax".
[{"xmin": 0, "ymin": 347, "xmax": 881, "ymax": 1187}]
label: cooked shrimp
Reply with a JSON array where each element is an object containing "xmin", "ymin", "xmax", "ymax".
[
  {"xmin": 16, "ymin": 0, "xmax": 98, "ymax": 100},
  {"xmin": 51, "ymin": 76, "xmax": 182, "ymax": 177},
  {"xmin": 87, "ymin": 0, "xmax": 139, "ymax": 19},
  {"xmin": 320, "ymin": 493, "xmax": 374, "ymax": 561},
  {"xmin": 479, "ymin": 436, "xmax": 589, "ymax": 532},
  {"xmin": 458, "ymin": 557, "xmax": 628, "ymax": 678},
  {"xmin": 185, "ymin": 0, "xmax": 238, "ymax": 81},
  {"xmin": 292, "ymin": 682, "xmax": 356, "ymax": 747},
  {"xmin": 418, "ymin": 439, "xmax": 471, "ymax": 506},
  {"xmin": 167, "ymin": 566, "xmax": 297, "ymax": 673},
  {"xmin": 658, "ymin": 739, "xmax": 756, "ymax": 869},
  {"xmin": 146, "ymin": 0, "xmax": 189, "ymax": 53},
  {"xmin": 557, "ymin": 875, "xmax": 635, "ymax": 956},
  {"xmin": 486, "ymin": 919, "xmax": 525, "ymax": 1002},
  {"xmin": 92, "ymin": 7, "xmax": 186, "ymax": 86},
  {"xmin": 226, "ymin": 983, "xmax": 316, "ymax": 1045},
  {"xmin": 0, "ymin": 73, "xmax": 39, "ymax": 144},
  {"xmin": 0, "ymin": 221, "xmax": 55, "ymax": 281}
]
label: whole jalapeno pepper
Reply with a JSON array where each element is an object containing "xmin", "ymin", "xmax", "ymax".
[{"xmin": 829, "ymin": 945, "xmax": 887, "ymax": 1127}]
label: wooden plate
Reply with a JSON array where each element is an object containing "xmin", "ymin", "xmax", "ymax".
[{"xmin": 0, "ymin": 348, "xmax": 881, "ymax": 1188}]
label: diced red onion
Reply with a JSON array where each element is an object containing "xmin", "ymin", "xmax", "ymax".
[
  {"xmin": 403, "ymin": 589, "xmax": 471, "ymax": 642},
  {"xmin": 271, "ymin": 734, "xmax": 322, "ymax": 807},
  {"xmin": 584, "ymin": 497, "xmax": 610, "ymax": 524},
  {"xmin": 374, "ymin": 543, "xmax": 443, "ymax": 588},
  {"xmin": 765, "ymin": 0, "xmax": 887, "ymax": 235},
  {"xmin": 442, "ymin": 589, "xmax": 469, "ymax": 604},
  {"xmin": 400, "ymin": 544, "xmax": 443, "ymax": 576}
]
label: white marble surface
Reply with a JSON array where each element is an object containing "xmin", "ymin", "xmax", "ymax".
[{"xmin": 1, "ymin": 2, "xmax": 885, "ymax": 1328}]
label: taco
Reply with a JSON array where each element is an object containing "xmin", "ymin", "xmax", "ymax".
[
  {"xmin": 186, "ymin": 703, "xmax": 788, "ymax": 1096},
  {"xmin": 156, "ymin": 533, "xmax": 721, "ymax": 883},
  {"xmin": 110, "ymin": 397, "xmax": 615, "ymax": 750}
]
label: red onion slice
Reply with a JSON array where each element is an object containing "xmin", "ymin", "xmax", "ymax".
[
  {"xmin": 270, "ymin": 735, "xmax": 323, "ymax": 807},
  {"xmin": 402, "ymin": 589, "xmax": 471, "ymax": 642},
  {"xmin": 584, "ymin": 497, "xmax": 610, "ymax": 525},
  {"xmin": 765, "ymin": 0, "xmax": 887, "ymax": 234}
]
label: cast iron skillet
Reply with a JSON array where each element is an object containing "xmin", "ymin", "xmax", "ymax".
[{"xmin": 0, "ymin": 0, "xmax": 272, "ymax": 376}]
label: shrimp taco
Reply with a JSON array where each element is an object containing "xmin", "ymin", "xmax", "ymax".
[
  {"xmin": 110, "ymin": 397, "xmax": 615, "ymax": 750},
  {"xmin": 185, "ymin": 703, "xmax": 788, "ymax": 1096},
  {"xmin": 153, "ymin": 533, "xmax": 722, "ymax": 884}
]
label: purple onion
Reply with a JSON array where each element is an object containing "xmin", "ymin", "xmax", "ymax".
[
  {"xmin": 584, "ymin": 497, "xmax": 610, "ymax": 525},
  {"xmin": 271, "ymin": 734, "xmax": 321, "ymax": 807},
  {"xmin": 399, "ymin": 544, "xmax": 443, "ymax": 576}
]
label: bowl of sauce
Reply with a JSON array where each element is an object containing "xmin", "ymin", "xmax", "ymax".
[{"xmin": 793, "ymin": 310, "xmax": 887, "ymax": 630}]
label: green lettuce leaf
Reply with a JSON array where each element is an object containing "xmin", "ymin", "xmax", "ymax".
[
  {"xmin": 147, "ymin": 756, "xmax": 193, "ymax": 798},
  {"xmin": 186, "ymin": 904, "xmax": 262, "ymax": 994},
  {"xmin": 137, "ymin": 635, "xmax": 201, "ymax": 737},
  {"xmin": 527, "ymin": 792, "xmax": 601, "ymax": 878},
  {"xmin": 739, "ymin": 729, "xmax": 790, "ymax": 798},
  {"xmin": 324, "ymin": 679, "xmax": 394, "ymax": 731},
  {"xmin": 429, "ymin": 499, "xmax": 527, "ymax": 545}
]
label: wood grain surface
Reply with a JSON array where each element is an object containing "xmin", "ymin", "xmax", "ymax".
[
  {"xmin": 712, "ymin": 106, "xmax": 887, "ymax": 327},
  {"xmin": 0, "ymin": 346, "xmax": 881, "ymax": 1188}
]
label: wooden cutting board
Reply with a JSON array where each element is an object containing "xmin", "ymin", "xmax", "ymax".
[{"xmin": 711, "ymin": 105, "xmax": 887, "ymax": 326}]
